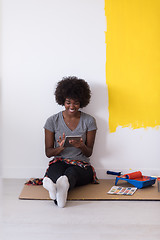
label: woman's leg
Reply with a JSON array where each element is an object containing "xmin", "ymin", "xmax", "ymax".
[
  {"xmin": 45, "ymin": 161, "xmax": 70, "ymax": 207},
  {"xmin": 64, "ymin": 165, "xmax": 93, "ymax": 189},
  {"xmin": 44, "ymin": 162, "xmax": 93, "ymax": 207},
  {"xmin": 55, "ymin": 165, "xmax": 93, "ymax": 208},
  {"xmin": 43, "ymin": 177, "xmax": 57, "ymax": 200},
  {"xmin": 44, "ymin": 161, "xmax": 68, "ymax": 203},
  {"xmin": 45, "ymin": 161, "xmax": 67, "ymax": 183},
  {"xmin": 56, "ymin": 175, "xmax": 69, "ymax": 208}
]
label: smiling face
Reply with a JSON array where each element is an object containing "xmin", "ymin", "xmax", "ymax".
[{"xmin": 64, "ymin": 98, "xmax": 80, "ymax": 115}]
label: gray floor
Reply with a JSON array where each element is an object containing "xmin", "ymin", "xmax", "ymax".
[{"xmin": 1, "ymin": 179, "xmax": 160, "ymax": 240}]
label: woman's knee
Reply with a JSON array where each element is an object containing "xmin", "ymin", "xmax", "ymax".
[
  {"xmin": 46, "ymin": 162, "xmax": 66, "ymax": 183},
  {"xmin": 64, "ymin": 167, "xmax": 78, "ymax": 189},
  {"xmin": 65, "ymin": 166, "xmax": 93, "ymax": 188}
]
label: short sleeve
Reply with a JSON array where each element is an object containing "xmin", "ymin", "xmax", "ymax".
[
  {"xmin": 87, "ymin": 116, "xmax": 97, "ymax": 131},
  {"xmin": 44, "ymin": 116, "xmax": 55, "ymax": 132}
]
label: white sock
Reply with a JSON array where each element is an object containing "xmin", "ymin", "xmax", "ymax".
[
  {"xmin": 43, "ymin": 177, "xmax": 56, "ymax": 200},
  {"xmin": 56, "ymin": 176, "xmax": 69, "ymax": 208}
]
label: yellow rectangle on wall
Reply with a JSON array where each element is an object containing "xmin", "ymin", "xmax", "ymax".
[{"xmin": 105, "ymin": 0, "xmax": 160, "ymax": 132}]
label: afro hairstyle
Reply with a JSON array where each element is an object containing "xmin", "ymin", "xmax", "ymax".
[{"xmin": 54, "ymin": 76, "xmax": 91, "ymax": 108}]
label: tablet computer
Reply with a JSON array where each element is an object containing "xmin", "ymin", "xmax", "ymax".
[{"xmin": 63, "ymin": 135, "xmax": 82, "ymax": 147}]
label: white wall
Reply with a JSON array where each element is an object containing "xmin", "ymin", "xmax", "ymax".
[
  {"xmin": 1, "ymin": 0, "xmax": 160, "ymax": 179},
  {"xmin": 0, "ymin": 0, "xmax": 2, "ymax": 179}
]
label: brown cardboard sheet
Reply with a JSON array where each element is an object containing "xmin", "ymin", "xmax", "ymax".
[{"xmin": 19, "ymin": 179, "xmax": 160, "ymax": 201}]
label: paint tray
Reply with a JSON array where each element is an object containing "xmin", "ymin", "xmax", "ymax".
[{"xmin": 115, "ymin": 171, "xmax": 156, "ymax": 189}]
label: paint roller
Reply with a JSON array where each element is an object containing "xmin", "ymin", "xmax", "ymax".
[{"xmin": 107, "ymin": 170, "xmax": 142, "ymax": 179}]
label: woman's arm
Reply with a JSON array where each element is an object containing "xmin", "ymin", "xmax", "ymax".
[
  {"xmin": 69, "ymin": 130, "xmax": 97, "ymax": 157},
  {"xmin": 45, "ymin": 129, "xmax": 65, "ymax": 158},
  {"xmin": 80, "ymin": 130, "xmax": 97, "ymax": 157}
]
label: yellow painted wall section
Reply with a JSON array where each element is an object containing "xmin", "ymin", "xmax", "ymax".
[{"xmin": 105, "ymin": 0, "xmax": 160, "ymax": 132}]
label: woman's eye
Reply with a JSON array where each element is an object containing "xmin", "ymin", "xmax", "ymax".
[{"xmin": 65, "ymin": 101, "xmax": 80, "ymax": 105}]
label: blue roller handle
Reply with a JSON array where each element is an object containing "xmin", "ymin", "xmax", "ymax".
[{"xmin": 107, "ymin": 171, "xmax": 122, "ymax": 176}]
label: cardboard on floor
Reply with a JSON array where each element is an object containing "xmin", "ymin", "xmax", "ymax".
[{"xmin": 19, "ymin": 179, "xmax": 160, "ymax": 201}]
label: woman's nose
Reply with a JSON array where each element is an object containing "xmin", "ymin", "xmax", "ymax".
[{"xmin": 70, "ymin": 103, "xmax": 75, "ymax": 108}]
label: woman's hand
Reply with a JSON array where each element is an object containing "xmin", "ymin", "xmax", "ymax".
[
  {"xmin": 69, "ymin": 138, "xmax": 84, "ymax": 148},
  {"xmin": 71, "ymin": 130, "xmax": 96, "ymax": 157},
  {"xmin": 57, "ymin": 133, "xmax": 65, "ymax": 147},
  {"xmin": 69, "ymin": 130, "xmax": 96, "ymax": 157}
]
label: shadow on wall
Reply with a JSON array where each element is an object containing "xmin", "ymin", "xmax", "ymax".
[{"xmin": 84, "ymin": 83, "xmax": 109, "ymax": 168}]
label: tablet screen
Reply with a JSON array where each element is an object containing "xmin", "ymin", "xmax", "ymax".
[{"xmin": 63, "ymin": 135, "xmax": 82, "ymax": 147}]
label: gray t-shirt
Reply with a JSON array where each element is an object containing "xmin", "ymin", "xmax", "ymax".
[{"xmin": 44, "ymin": 111, "xmax": 97, "ymax": 163}]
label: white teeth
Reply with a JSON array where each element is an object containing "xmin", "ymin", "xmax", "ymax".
[{"xmin": 69, "ymin": 109, "xmax": 75, "ymax": 112}]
